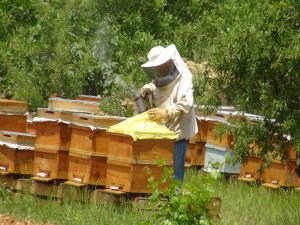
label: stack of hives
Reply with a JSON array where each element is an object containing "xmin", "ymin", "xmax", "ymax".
[
  {"xmin": 239, "ymin": 141, "xmax": 298, "ymax": 189},
  {"xmin": 194, "ymin": 107, "xmax": 241, "ymax": 174},
  {"xmin": 31, "ymin": 95, "xmax": 101, "ymax": 183},
  {"xmin": 0, "ymin": 99, "xmax": 36, "ymax": 189},
  {"xmin": 65, "ymin": 113, "xmax": 125, "ymax": 186}
]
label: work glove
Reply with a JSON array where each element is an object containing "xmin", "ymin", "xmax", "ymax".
[
  {"xmin": 140, "ymin": 84, "xmax": 153, "ymax": 97},
  {"xmin": 148, "ymin": 108, "xmax": 168, "ymax": 121}
]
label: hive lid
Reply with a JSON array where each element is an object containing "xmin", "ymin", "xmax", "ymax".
[
  {"xmin": 0, "ymin": 99, "xmax": 28, "ymax": 114},
  {"xmin": 0, "ymin": 130, "xmax": 35, "ymax": 150}
]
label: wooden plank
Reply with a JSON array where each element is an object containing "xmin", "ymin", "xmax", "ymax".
[{"xmin": 262, "ymin": 183, "xmax": 281, "ymax": 189}]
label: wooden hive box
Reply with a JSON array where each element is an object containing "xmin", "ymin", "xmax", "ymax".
[
  {"xmin": 66, "ymin": 115, "xmax": 126, "ymax": 186},
  {"xmin": 239, "ymin": 156, "xmax": 264, "ymax": 182},
  {"xmin": 48, "ymin": 97, "xmax": 100, "ymax": 114},
  {"xmin": 37, "ymin": 108, "xmax": 74, "ymax": 123},
  {"xmin": 88, "ymin": 114, "xmax": 126, "ymax": 155},
  {"xmin": 204, "ymin": 143, "xmax": 240, "ymax": 174},
  {"xmin": 76, "ymin": 95, "xmax": 101, "ymax": 103},
  {"xmin": 263, "ymin": 159, "xmax": 298, "ymax": 187},
  {"xmin": 206, "ymin": 116, "xmax": 234, "ymax": 149},
  {"xmin": 0, "ymin": 113, "xmax": 27, "ymax": 133},
  {"xmin": 105, "ymin": 132, "xmax": 174, "ymax": 193},
  {"xmin": 106, "ymin": 159, "xmax": 171, "ymax": 193},
  {"xmin": 0, "ymin": 131, "xmax": 35, "ymax": 175},
  {"xmin": 33, "ymin": 118, "xmax": 71, "ymax": 180},
  {"xmin": 67, "ymin": 150, "xmax": 107, "ymax": 185},
  {"xmin": 186, "ymin": 141, "xmax": 205, "ymax": 166},
  {"xmin": 0, "ymin": 99, "xmax": 28, "ymax": 114},
  {"xmin": 70, "ymin": 114, "xmax": 126, "ymax": 154},
  {"xmin": 196, "ymin": 117, "xmax": 208, "ymax": 142}
]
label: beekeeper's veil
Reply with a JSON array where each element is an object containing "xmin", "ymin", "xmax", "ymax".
[{"xmin": 141, "ymin": 44, "xmax": 187, "ymax": 87}]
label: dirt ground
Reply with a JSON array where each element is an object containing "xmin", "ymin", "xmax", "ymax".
[{"xmin": 0, "ymin": 214, "xmax": 51, "ymax": 225}]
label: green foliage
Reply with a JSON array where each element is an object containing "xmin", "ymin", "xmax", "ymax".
[
  {"xmin": 190, "ymin": 0, "xmax": 300, "ymax": 161},
  {"xmin": 146, "ymin": 166, "xmax": 221, "ymax": 225}
]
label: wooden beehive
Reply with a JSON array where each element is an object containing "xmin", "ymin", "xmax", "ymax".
[
  {"xmin": 34, "ymin": 120, "xmax": 71, "ymax": 151},
  {"xmin": 33, "ymin": 119, "xmax": 71, "ymax": 180},
  {"xmin": 48, "ymin": 97, "xmax": 100, "ymax": 114},
  {"xmin": 239, "ymin": 156, "xmax": 264, "ymax": 181},
  {"xmin": 70, "ymin": 114, "xmax": 126, "ymax": 154},
  {"xmin": 68, "ymin": 150, "xmax": 107, "ymax": 185},
  {"xmin": 33, "ymin": 148, "xmax": 69, "ymax": 180},
  {"xmin": 0, "ymin": 113, "xmax": 27, "ymax": 133},
  {"xmin": 185, "ymin": 141, "xmax": 205, "ymax": 166},
  {"xmin": 206, "ymin": 116, "xmax": 234, "ymax": 149},
  {"xmin": 37, "ymin": 108, "xmax": 74, "ymax": 122},
  {"xmin": 106, "ymin": 159, "xmax": 171, "ymax": 193},
  {"xmin": 0, "ymin": 99, "xmax": 28, "ymax": 113},
  {"xmin": 196, "ymin": 117, "xmax": 208, "ymax": 142},
  {"xmin": 107, "ymin": 133, "xmax": 174, "ymax": 164},
  {"xmin": 263, "ymin": 159, "xmax": 298, "ymax": 187},
  {"xmin": 204, "ymin": 143, "xmax": 240, "ymax": 174},
  {"xmin": 105, "ymin": 132, "xmax": 174, "ymax": 193},
  {"xmin": 0, "ymin": 131, "xmax": 35, "ymax": 175}
]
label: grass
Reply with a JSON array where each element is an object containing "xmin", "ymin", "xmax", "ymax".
[{"xmin": 0, "ymin": 169, "xmax": 299, "ymax": 225}]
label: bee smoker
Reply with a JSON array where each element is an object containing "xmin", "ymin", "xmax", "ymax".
[{"xmin": 133, "ymin": 93, "xmax": 153, "ymax": 114}]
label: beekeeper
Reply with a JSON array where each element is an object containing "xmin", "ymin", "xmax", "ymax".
[{"xmin": 140, "ymin": 44, "xmax": 198, "ymax": 182}]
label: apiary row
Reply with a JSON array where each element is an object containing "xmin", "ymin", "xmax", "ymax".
[
  {"xmin": 0, "ymin": 97, "xmax": 176, "ymax": 194},
  {"xmin": 197, "ymin": 109, "xmax": 299, "ymax": 188}
]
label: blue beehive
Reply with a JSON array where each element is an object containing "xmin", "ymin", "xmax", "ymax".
[{"xmin": 204, "ymin": 143, "xmax": 240, "ymax": 174}]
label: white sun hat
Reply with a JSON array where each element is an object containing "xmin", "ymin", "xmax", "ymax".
[{"xmin": 141, "ymin": 44, "xmax": 176, "ymax": 68}]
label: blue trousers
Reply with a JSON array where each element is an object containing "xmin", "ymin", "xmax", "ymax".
[{"xmin": 173, "ymin": 139, "xmax": 188, "ymax": 182}]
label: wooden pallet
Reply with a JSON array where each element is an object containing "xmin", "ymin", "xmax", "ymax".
[
  {"xmin": 31, "ymin": 178, "xmax": 64, "ymax": 199},
  {"xmin": 0, "ymin": 173, "xmax": 32, "ymax": 191}
]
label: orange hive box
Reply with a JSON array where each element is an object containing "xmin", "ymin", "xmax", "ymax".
[
  {"xmin": 196, "ymin": 117, "xmax": 208, "ymax": 142},
  {"xmin": 76, "ymin": 95, "xmax": 101, "ymax": 103},
  {"xmin": 0, "ymin": 99, "xmax": 28, "ymax": 114},
  {"xmin": 37, "ymin": 108, "xmax": 74, "ymax": 122},
  {"xmin": 205, "ymin": 116, "xmax": 234, "ymax": 149},
  {"xmin": 0, "ymin": 131, "xmax": 35, "ymax": 175},
  {"xmin": 48, "ymin": 97, "xmax": 100, "ymax": 114},
  {"xmin": 0, "ymin": 113, "xmax": 27, "ymax": 133},
  {"xmin": 67, "ymin": 114, "xmax": 126, "ymax": 185},
  {"xmin": 239, "ymin": 156, "xmax": 264, "ymax": 182},
  {"xmin": 105, "ymin": 132, "xmax": 174, "ymax": 193},
  {"xmin": 185, "ymin": 141, "xmax": 205, "ymax": 167},
  {"xmin": 263, "ymin": 159, "xmax": 298, "ymax": 187},
  {"xmin": 32, "ymin": 117, "xmax": 71, "ymax": 181}
]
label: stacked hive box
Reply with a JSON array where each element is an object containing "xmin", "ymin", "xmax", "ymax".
[
  {"xmin": 0, "ymin": 99, "xmax": 28, "ymax": 133},
  {"xmin": 32, "ymin": 96, "xmax": 101, "ymax": 182},
  {"xmin": 66, "ymin": 114, "xmax": 125, "ymax": 186},
  {"xmin": 105, "ymin": 132, "xmax": 175, "ymax": 193},
  {"xmin": 185, "ymin": 129, "xmax": 206, "ymax": 167},
  {"xmin": 32, "ymin": 108, "xmax": 73, "ymax": 181},
  {"xmin": 262, "ymin": 144, "xmax": 298, "ymax": 188},
  {"xmin": 203, "ymin": 114, "xmax": 240, "ymax": 174},
  {"xmin": 0, "ymin": 131, "xmax": 35, "ymax": 175}
]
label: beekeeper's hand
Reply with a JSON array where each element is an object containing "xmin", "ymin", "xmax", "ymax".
[
  {"xmin": 140, "ymin": 84, "xmax": 153, "ymax": 97},
  {"xmin": 148, "ymin": 108, "xmax": 168, "ymax": 121}
]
